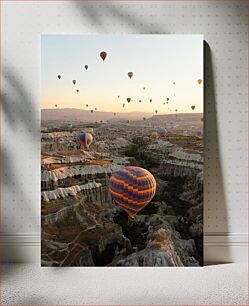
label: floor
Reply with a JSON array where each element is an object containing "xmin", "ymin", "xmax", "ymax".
[{"xmin": 2, "ymin": 263, "xmax": 248, "ymax": 305}]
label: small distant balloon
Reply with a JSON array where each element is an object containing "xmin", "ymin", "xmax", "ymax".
[
  {"xmin": 139, "ymin": 100, "xmax": 142, "ymax": 103},
  {"xmin": 90, "ymin": 110, "xmax": 93, "ymax": 113},
  {"xmin": 175, "ymin": 109, "xmax": 178, "ymax": 112},
  {"xmin": 127, "ymin": 97, "xmax": 131, "ymax": 103},
  {"xmin": 84, "ymin": 65, "xmax": 88, "ymax": 70},
  {"xmin": 191, "ymin": 105, "xmax": 195, "ymax": 110},
  {"xmin": 173, "ymin": 82, "xmax": 175, "ymax": 85},
  {"xmin": 95, "ymin": 108, "xmax": 97, "ymax": 111},
  {"xmin": 143, "ymin": 87, "xmax": 146, "ymax": 90},
  {"xmin": 149, "ymin": 99, "xmax": 152, "ymax": 103},
  {"xmin": 163, "ymin": 102, "xmax": 166, "ymax": 105},
  {"xmin": 55, "ymin": 104, "xmax": 58, "ymax": 108},
  {"xmin": 76, "ymin": 89, "xmax": 79, "ymax": 93},
  {"xmin": 57, "ymin": 75, "xmax": 61, "ymax": 80},
  {"xmin": 117, "ymin": 95, "xmax": 120, "ymax": 98},
  {"xmin": 167, "ymin": 98, "xmax": 169, "ymax": 101},
  {"xmin": 72, "ymin": 80, "xmax": 76, "ymax": 85},
  {"xmin": 123, "ymin": 104, "xmax": 125, "ymax": 108},
  {"xmin": 86, "ymin": 104, "xmax": 88, "ymax": 107},
  {"xmin": 100, "ymin": 51, "xmax": 107, "ymax": 61},
  {"xmin": 155, "ymin": 110, "xmax": 158, "ymax": 114},
  {"xmin": 198, "ymin": 79, "xmax": 202, "ymax": 85},
  {"xmin": 128, "ymin": 72, "xmax": 133, "ymax": 79}
]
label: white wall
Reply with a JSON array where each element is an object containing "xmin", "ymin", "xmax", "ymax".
[{"xmin": 1, "ymin": 1, "xmax": 248, "ymax": 263}]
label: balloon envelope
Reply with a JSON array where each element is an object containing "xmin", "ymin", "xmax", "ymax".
[
  {"xmin": 57, "ymin": 75, "xmax": 61, "ymax": 79},
  {"xmin": 79, "ymin": 132, "xmax": 93, "ymax": 149},
  {"xmin": 198, "ymin": 79, "xmax": 202, "ymax": 84},
  {"xmin": 128, "ymin": 72, "xmax": 133, "ymax": 79},
  {"xmin": 109, "ymin": 166, "xmax": 156, "ymax": 219},
  {"xmin": 72, "ymin": 80, "xmax": 76, "ymax": 85},
  {"xmin": 127, "ymin": 97, "xmax": 131, "ymax": 103},
  {"xmin": 100, "ymin": 51, "xmax": 107, "ymax": 61},
  {"xmin": 191, "ymin": 105, "xmax": 195, "ymax": 110},
  {"xmin": 84, "ymin": 65, "xmax": 88, "ymax": 70}
]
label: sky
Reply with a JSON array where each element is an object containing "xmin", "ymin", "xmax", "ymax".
[{"xmin": 41, "ymin": 35, "xmax": 203, "ymax": 114}]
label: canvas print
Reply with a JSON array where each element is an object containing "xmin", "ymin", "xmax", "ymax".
[{"xmin": 41, "ymin": 35, "xmax": 203, "ymax": 267}]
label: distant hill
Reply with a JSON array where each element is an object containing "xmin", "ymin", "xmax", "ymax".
[
  {"xmin": 41, "ymin": 108, "xmax": 152, "ymax": 122},
  {"xmin": 41, "ymin": 108, "xmax": 203, "ymax": 123}
]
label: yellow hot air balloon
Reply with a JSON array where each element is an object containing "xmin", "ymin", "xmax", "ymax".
[{"xmin": 198, "ymin": 79, "xmax": 202, "ymax": 85}]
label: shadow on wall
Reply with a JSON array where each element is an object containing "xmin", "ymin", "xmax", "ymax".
[
  {"xmin": 74, "ymin": 2, "xmax": 167, "ymax": 34},
  {"xmin": 2, "ymin": 66, "xmax": 39, "ymax": 267},
  {"xmin": 204, "ymin": 41, "xmax": 230, "ymax": 264}
]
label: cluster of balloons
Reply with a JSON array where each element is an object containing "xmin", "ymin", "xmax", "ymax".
[{"xmin": 56, "ymin": 51, "xmax": 202, "ymax": 115}]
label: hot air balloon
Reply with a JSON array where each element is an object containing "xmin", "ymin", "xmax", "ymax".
[
  {"xmin": 155, "ymin": 110, "xmax": 158, "ymax": 114},
  {"xmin": 175, "ymin": 109, "xmax": 178, "ymax": 112},
  {"xmin": 94, "ymin": 108, "xmax": 97, "ymax": 111},
  {"xmin": 109, "ymin": 166, "xmax": 156, "ymax": 220},
  {"xmin": 86, "ymin": 104, "xmax": 88, "ymax": 107},
  {"xmin": 123, "ymin": 104, "xmax": 125, "ymax": 108},
  {"xmin": 117, "ymin": 95, "xmax": 120, "ymax": 98},
  {"xmin": 128, "ymin": 72, "xmax": 133, "ymax": 79},
  {"xmin": 139, "ymin": 100, "xmax": 142, "ymax": 103},
  {"xmin": 55, "ymin": 104, "xmax": 58, "ymax": 108},
  {"xmin": 173, "ymin": 82, "xmax": 175, "ymax": 85},
  {"xmin": 166, "ymin": 102, "xmax": 169, "ymax": 104},
  {"xmin": 163, "ymin": 102, "xmax": 165, "ymax": 105},
  {"xmin": 76, "ymin": 89, "xmax": 79, "ymax": 93},
  {"xmin": 57, "ymin": 75, "xmax": 61, "ymax": 79},
  {"xmin": 143, "ymin": 87, "xmax": 146, "ymax": 90},
  {"xmin": 191, "ymin": 105, "xmax": 195, "ymax": 110},
  {"xmin": 151, "ymin": 131, "xmax": 159, "ymax": 139},
  {"xmin": 84, "ymin": 65, "xmax": 88, "ymax": 70},
  {"xmin": 198, "ymin": 79, "xmax": 202, "ymax": 85},
  {"xmin": 90, "ymin": 110, "xmax": 93, "ymax": 113},
  {"xmin": 167, "ymin": 98, "xmax": 169, "ymax": 101},
  {"xmin": 72, "ymin": 80, "xmax": 76, "ymax": 85},
  {"xmin": 100, "ymin": 51, "xmax": 107, "ymax": 61},
  {"xmin": 79, "ymin": 132, "xmax": 93, "ymax": 149},
  {"xmin": 127, "ymin": 97, "xmax": 131, "ymax": 103},
  {"xmin": 149, "ymin": 99, "xmax": 152, "ymax": 103},
  {"xmin": 156, "ymin": 127, "xmax": 167, "ymax": 137}
]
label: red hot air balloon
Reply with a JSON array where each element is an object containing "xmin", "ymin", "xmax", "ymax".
[
  {"xmin": 128, "ymin": 72, "xmax": 133, "ymax": 79},
  {"xmin": 79, "ymin": 132, "xmax": 93, "ymax": 149},
  {"xmin": 109, "ymin": 166, "xmax": 156, "ymax": 220},
  {"xmin": 100, "ymin": 51, "xmax": 107, "ymax": 61},
  {"xmin": 72, "ymin": 80, "xmax": 76, "ymax": 85}
]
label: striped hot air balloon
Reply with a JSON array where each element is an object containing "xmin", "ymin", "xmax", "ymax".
[
  {"xmin": 109, "ymin": 166, "xmax": 156, "ymax": 220},
  {"xmin": 79, "ymin": 132, "xmax": 93, "ymax": 149}
]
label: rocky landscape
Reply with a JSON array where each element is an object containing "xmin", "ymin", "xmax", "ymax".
[{"xmin": 41, "ymin": 114, "xmax": 203, "ymax": 266}]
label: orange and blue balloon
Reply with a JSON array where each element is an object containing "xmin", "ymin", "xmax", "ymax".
[{"xmin": 109, "ymin": 166, "xmax": 156, "ymax": 220}]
